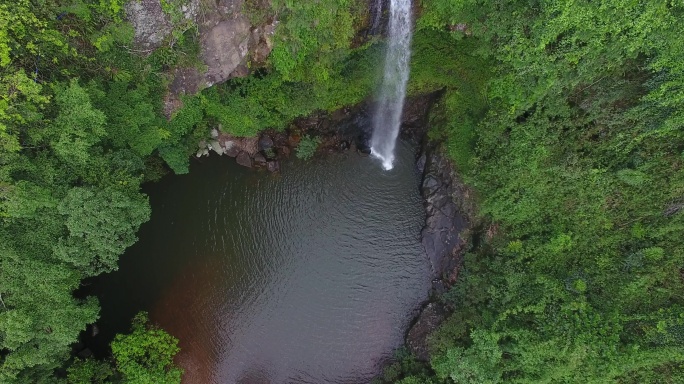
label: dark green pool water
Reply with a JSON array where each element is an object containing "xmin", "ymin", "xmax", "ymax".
[{"xmin": 91, "ymin": 140, "xmax": 431, "ymax": 383}]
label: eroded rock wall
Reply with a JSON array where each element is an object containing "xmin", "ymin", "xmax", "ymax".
[
  {"xmin": 419, "ymin": 147, "xmax": 469, "ymax": 281},
  {"xmin": 125, "ymin": 0, "xmax": 177, "ymax": 52},
  {"xmin": 125, "ymin": 0, "xmax": 276, "ymax": 113},
  {"xmin": 405, "ymin": 142, "xmax": 474, "ymax": 361}
]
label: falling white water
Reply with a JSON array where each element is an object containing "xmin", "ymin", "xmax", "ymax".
[{"xmin": 370, "ymin": 0, "xmax": 412, "ymax": 171}]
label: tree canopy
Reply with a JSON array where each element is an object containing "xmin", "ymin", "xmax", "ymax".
[
  {"xmin": 381, "ymin": 0, "xmax": 684, "ymax": 383},
  {"xmin": 1, "ymin": 0, "xmax": 683, "ymax": 382}
]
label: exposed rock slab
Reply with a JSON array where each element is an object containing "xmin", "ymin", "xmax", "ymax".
[
  {"xmin": 253, "ymin": 152, "xmax": 266, "ymax": 165},
  {"xmin": 406, "ymin": 303, "xmax": 447, "ymax": 361},
  {"xmin": 125, "ymin": 0, "xmax": 174, "ymax": 51},
  {"xmin": 125, "ymin": 0, "xmax": 277, "ymax": 116},
  {"xmin": 406, "ymin": 143, "xmax": 474, "ymax": 361},
  {"xmin": 216, "ymin": 0, "xmax": 245, "ymax": 17},
  {"xmin": 202, "ymin": 18, "xmax": 253, "ymax": 86},
  {"xmin": 236, "ymin": 151, "xmax": 252, "ymax": 168},
  {"xmin": 421, "ymin": 149, "xmax": 469, "ymax": 279},
  {"xmin": 208, "ymin": 140, "xmax": 224, "ymax": 155},
  {"xmin": 125, "ymin": 0, "xmax": 199, "ymax": 51},
  {"xmin": 225, "ymin": 143, "xmax": 240, "ymax": 157}
]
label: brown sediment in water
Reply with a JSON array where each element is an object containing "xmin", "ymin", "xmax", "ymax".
[
  {"xmin": 151, "ymin": 258, "xmax": 223, "ymax": 384},
  {"xmin": 94, "ymin": 141, "xmax": 432, "ymax": 384}
]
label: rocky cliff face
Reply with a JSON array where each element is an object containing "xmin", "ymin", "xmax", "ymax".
[
  {"xmin": 125, "ymin": 0, "xmax": 276, "ymax": 114},
  {"xmin": 419, "ymin": 146, "xmax": 469, "ymax": 281},
  {"xmin": 125, "ymin": 0, "xmax": 179, "ymax": 52},
  {"xmin": 407, "ymin": 143, "xmax": 473, "ymax": 361}
]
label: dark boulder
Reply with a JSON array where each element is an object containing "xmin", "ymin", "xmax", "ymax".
[
  {"xmin": 406, "ymin": 303, "xmax": 447, "ymax": 361},
  {"xmin": 258, "ymin": 135, "xmax": 274, "ymax": 151},
  {"xmin": 236, "ymin": 151, "xmax": 253, "ymax": 168},
  {"xmin": 225, "ymin": 144, "xmax": 240, "ymax": 157},
  {"xmin": 253, "ymin": 153, "xmax": 267, "ymax": 165},
  {"xmin": 266, "ymin": 160, "xmax": 280, "ymax": 172}
]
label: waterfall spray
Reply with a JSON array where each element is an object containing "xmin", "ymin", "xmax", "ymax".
[{"xmin": 370, "ymin": 0, "xmax": 412, "ymax": 170}]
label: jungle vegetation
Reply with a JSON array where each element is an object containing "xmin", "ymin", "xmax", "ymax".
[
  {"xmin": 381, "ymin": 0, "xmax": 684, "ymax": 383},
  {"xmin": 0, "ymin": 0, "xmax": 683, "ymax": 382},
  {"xmin": 0, "ymin": 0, "xmax": 377, "ymax": 381}
]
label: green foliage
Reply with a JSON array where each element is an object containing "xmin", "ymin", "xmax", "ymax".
[
  {"xmin": 409, "ymin": 29, "xmax": 490, "ymax": 173},
  {"xmin": 158, "ymin": 144, "xmax": 191, "ymax": 174},
  {"xmin": 47, "ymin": 80, "xmax": 107, "ymax": 165},
  {"xmin": 415, "ymin": 0, "xmax": 684, "ymax": 383},
  {"xmin": 0, "ymin": 29, "xmax": 378, "ymax": 384},
  {"xmin": 432, "ymin": 330, "xmax": 502, "ymax": 383},
  {"xmin": 269, "ymin": 0, "xmax": 360, "ymax": 82},
  {"xmin": 374, "ymin": 348, "xmax": 435, "ymax": 384},
  {"xmin": 408, "ymin": 29, "xmax": 489, "ymax": 96},
  {"xmin": 93, "ymin": 79, "xmax": 168, "ymax": 156},
  {"xmin": 0, "ymin": 0, "xmax": 178, "ymax": 380},
  {"xmin": 0, "ymin": 69, "xmax": 49, "ymax": 157},
  {"xmin": 66, "ymin": 313, "xmax": 183, "ymax": 384},
  {"xmin": 295, "ymin": 135, "xmax": 321, "ymax": 160},
  {"xmin": 54, "ymin": 187, "xmax": 150, "ymax": 276},
  {"xmin": 111, "ymin": 312, "xmax": 183, "ymax": 384},
  {"xmin": 0, "ymin": 247, "xmax": 100, "ymax": 383},
  {"xmin": 616, "ymin": 169, "xmax": 648, "ymax": 187},
  {"xmin": 67, "ymin": 358, "xmax": 114, "ymax": 384},
  {"xmin": 196, "ymin": 40, "xmax": 381, "ymax": 140}
]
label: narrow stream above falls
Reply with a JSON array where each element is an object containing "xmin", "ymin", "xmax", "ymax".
[{"xmin": 90, "ymin": 140, "xmax": 431, "ymax": 384}]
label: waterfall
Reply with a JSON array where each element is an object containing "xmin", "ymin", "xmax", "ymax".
[{"xmin": 370, "ymin": 0, "xmax": 412, "ymax": 170}]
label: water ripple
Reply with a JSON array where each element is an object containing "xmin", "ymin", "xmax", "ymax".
[{"xmin": 93, "ymin": 140, "xmax": 430, "ymax": 384}]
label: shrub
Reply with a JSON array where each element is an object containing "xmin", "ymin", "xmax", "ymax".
[{"xmin": 295, "ymin": 135, "xmax": 321, "ymax": 160}]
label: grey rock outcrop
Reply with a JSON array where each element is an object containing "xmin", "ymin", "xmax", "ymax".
[
  {"xmin": 125, "ymin": 0, "xmax": 199, "ymax": 51},
  {"xmin": 406, "ymin": 143, "xmax": 473, "ymax": 361},
  {"xmin": 125, "ymin": 0, "xmax": 277, "ymax": 115},
  {"xmin": 202, "ymin": 18, "xmax": 253, "ymax": 86},
  {"xmin": 406, "ymin": 303, "xmax": 447, "ymax": 361},
  {"xmin": 125, "ymin": 0, "xmax": 174, "ymax": 51},
  {"xmin": 421, "ymin": 149, "xmax": 468, "ymax": 280}
]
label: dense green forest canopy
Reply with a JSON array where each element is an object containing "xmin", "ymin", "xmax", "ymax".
[
  {"xmin": 1, "ymin": 0, "xmax": 683, "ymax": 382},
  {"xmin": 0, "ymin": 0, "xmax": 378, "ymax": 381},
  {"xmin": 384, "ymin": 0, "xmax": 684, "ymax": 383}
]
